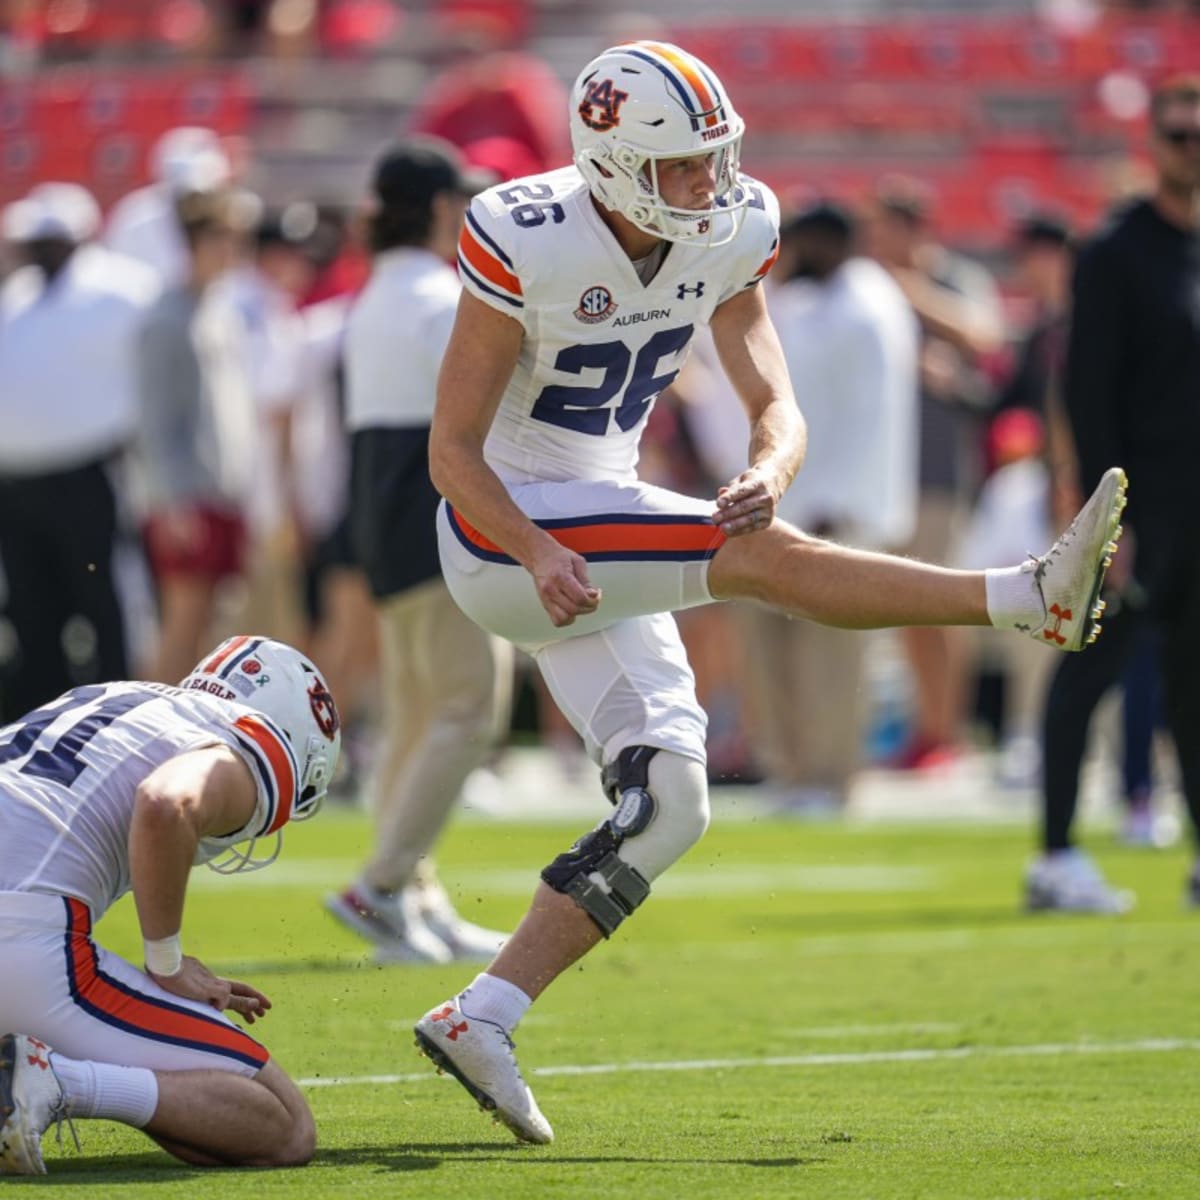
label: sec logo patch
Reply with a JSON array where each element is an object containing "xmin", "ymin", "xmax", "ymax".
[{"xmin": 575, "ymin": 285, "xmax": 617, "ymax": 325}]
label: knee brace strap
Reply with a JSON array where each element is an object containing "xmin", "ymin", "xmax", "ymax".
[
  {"xmin": 541, "ymin": 824, "xmax": 651, "ymax": 938},
  {"xmin": 602, "ymin": 744, "xmax": 658, "ymax": 839},
  {"xmin": 601, "ymin": 744, "xmax": 659, "ymax": 805}
]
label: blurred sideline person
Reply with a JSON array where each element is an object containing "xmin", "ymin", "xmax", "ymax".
[
  {"xmin": 106, "ymin": 126, "xmax": 233, "ymax": 288},
  {"xmin": 291, "ymin": 289, "xmax": 378, "ymax": 780},
  {"xmin": 868, "ymin": 180, "xmax": 1005, "ymax": 769},
  {"xmin": 136, "ymin": 190, "xmax": 257, "ymax": 685},
  {"xmin": 957, "ymin": 409, "xmax": 1056, "ymax": 787},
  {"xmin": 410, "ymin": 41, "xmax": 1126, "ymax": 1144},
  {"xmin": 740, "ymin": 201, "xmax": 919, "ymax": 812},
  {"xmin": 0, "ymin": 184, "xmax": 158, "ymax": 720},
  {"xmin": 994, "ymin": 212, "xmax": 1073, "ymax": 424},
  {"xmin": 223, "ymin": 206, "xmax": 319, "ymax": 651},
  {"xmin": 0, "ymin": 636, "xmax": 341, "ymax": 1174},
  {"xmin": 324, "ymin": 139, "xmax": 514, "ymax": 962},
  {"xmin": 1001, "ymin": 216, "xmax": 1170, "ymax": 842},
  {"xmin": 1026, "ymin": 75, "xmax": 1200, "ymax": 912}
]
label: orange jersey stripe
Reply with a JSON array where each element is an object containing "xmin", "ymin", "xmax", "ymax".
[
  {"xmin": 65, "ymin": 900, "xmax": 268, "ymax": 1068},
  {"xmin": 459, "ymin": 225, "xmax": 523, "ymax": 296},
  {"xmin": 201, "ymin": 634, "xmax": 249, "ymax": 676},
  {"xmin": 454, "ymin": 510, "xmax": 725, "ymax": 559},
  {"xmin": 234, "ymin": 715, "xmax": 296, "ymax": 833},
  {"xmin": 640, "ymin": 41, "xmax": 719, "ymax": 125},
  {"xmin": 753, "ymin": 242, "xmax": 781, "ymax": 280}
]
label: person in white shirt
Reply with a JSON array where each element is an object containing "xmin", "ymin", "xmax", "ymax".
[
  {"xmin": 0, "ymin": 636, "xmax": 340, "ymax": 1175},
  {"xmin": 0, "ymin": 183, "xmax": 158, "ymax": 720},
  {"xmin": 221, "ymin": 206, "xmax": 319, "ymax": 649},
  {"xmin": 136, "ymin": 190, "xmax": 257, "ymax": 685},
  {"xmin": 408, "ymin": 41, "xmax": 1125, "ymax": 1145},
  {"xmin": 105, "ymin": 126, "xmax": 232, "ymax": 288},
  {"xmin": 323, "ymin": 139, "xmax": 516, "ymax": 963},
  {"xmin": 740, "ymin": 201, "xmax": 920, "ymax": 811}
]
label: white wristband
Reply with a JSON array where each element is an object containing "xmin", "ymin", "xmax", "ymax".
[{"xmin": 143, "ymin": 934, "xmax": 183, "ymax": 977}]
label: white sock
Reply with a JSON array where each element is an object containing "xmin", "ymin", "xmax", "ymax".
[
  {"xmin": 50, "ymin": 1054, "xmax": 158, "ymax": 1128},
  {"xmin": 984, "ymin": 564, "xmax": 1043, "ymax": 631},
  {"xmin": 458, "ymin": 973, "xmax": 532, "ymax": 1032}
]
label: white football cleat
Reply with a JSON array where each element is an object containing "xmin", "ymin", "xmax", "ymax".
[
  {"xmin": 324, "ymin": 884, "xmax": 452, "ymax": 964},
  {"xmin": 414, "ymin": 998, "xmax": 553, "ymax": 1144},
  {"xmin": 1025, "ymin": 849, "xmax": 1134, "ymax": 914},
  {"xmin": 411, "ymin": 884, "xmax": 508, "ymax": 961},
  {"xmin": 0, "ymin": 1034, "xmax": 67, "ymax": 1175},
  {"xmin": 1023, "ymin": 466, "xmax": 1127, "ymax": 652}
]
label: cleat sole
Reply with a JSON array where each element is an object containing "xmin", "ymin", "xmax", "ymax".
[
  {"xmin": 413, "ymin": 1028, "xmax": 549, "ymax": 1145},
  {"xmin": 1074, "ymin": 468, "xmax": 1127, "ymax": 651},
  {"xmin": 414, "ymin": 1031, "xmax": 498, "ymax": 1115}
]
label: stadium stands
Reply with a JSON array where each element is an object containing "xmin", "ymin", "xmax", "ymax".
[{"xmin": 2, "ymin": 4, "xmax": 1199, "ymax": 243}]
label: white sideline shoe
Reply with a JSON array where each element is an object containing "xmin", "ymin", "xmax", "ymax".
[
  {"xmin": 0, "ymin": 1034, "xmax": 68, "ymax": 1175},
  {"xmin": 324, "ymin": 885, "xmax": 452, "ymax": 964},
  {"xmin": 1025, "ymin": 850, "xmax": 1134, "ymax": 914},
  {"xmin": 1024, "ymin": 466, "xmax": 1127, "ymax": 652},
  {"xmin": 412, "ymin": 884, "xmax": 508, "ymax": 961},
  {"xmin": 414, "ymin": 998, "xmax": 553, "ymax": 1144}
]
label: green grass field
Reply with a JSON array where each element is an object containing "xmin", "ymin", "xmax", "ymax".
[{"xmin": 25, "ymin": 805, "xmax": 1200, "ymax": 1199}]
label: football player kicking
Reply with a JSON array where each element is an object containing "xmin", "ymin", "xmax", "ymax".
[
  {"xmin": 413, "ymin": 41, "xmax": 1126, "ymax": 1144},
  {"xmin": 0, "ymin": 636, "xmax": 341, "ymax": 1174}
]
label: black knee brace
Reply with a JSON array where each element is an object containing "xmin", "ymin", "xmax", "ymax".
[{"xmin": 541, "ymin": 745, "xmax": 659, "ymax": 937}]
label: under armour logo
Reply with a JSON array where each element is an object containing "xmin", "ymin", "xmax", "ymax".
[
  {"xmin": 433, "ymin": 1006, "xmax": 469, "ymax": 1041},
  {"xmin": 1043, "ymin": 602, "xmax": 1072, "ymax": 646},
  {"xmin": 26, "ymin": 1039, "xmax": 49, "ymax": 1071},
  {"xmin": 677, "ymin": 281, "xmax": 706, "ymax": 300}
]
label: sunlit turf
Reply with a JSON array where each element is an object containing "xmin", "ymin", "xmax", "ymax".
[{"xmin": 28, "ymin": 806, "xmax": 1200, "ymax": 1198}]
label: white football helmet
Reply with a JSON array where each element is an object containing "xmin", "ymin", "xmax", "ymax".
[
  {"xmin": 181, "ymin": 636, "xmax": 341, "ymax": 871},
  {"xmin": 570, "ymin": 41, "xmax": 748, "ymax": 246}
]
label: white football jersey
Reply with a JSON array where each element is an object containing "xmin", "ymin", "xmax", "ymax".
[
  {"xmin": 457, "ymin": 166, "xmax": 780, "ymax": 485},
  {"xmin": 0, "ymin": 681, "xmax": 301, "ymax": 919}
]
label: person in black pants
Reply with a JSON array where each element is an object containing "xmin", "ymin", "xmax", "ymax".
[
  {"xmin": 1025, "ymin": 74, "xmax": 1200, "ymax": 912},
  {"xmin": 0, "ymin": 184, "xmax": 157, "ymax": 722}
]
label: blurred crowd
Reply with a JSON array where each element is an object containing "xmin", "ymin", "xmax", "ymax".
[{"xmin": 1, "ymin": 13, "xmax": 1197, "ymax": 918}]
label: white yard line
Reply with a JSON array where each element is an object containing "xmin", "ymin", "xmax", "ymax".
[{"xmin": 298, "ymin": 1037, "xmax": 1200, "ymax": 1089}]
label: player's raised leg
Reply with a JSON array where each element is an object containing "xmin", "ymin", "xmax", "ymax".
[{"xmin": 708, "ymin": 467, "xmax": 1127, "ymax": 652}]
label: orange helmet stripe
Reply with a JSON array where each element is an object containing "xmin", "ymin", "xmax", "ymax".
[
  {"xmin": 199, "ymin": 634, "xmax": 249, "ymax": 676},
  {"xmin": 635, "ymin": 41, "xmax": 721, "ymax": 127}
]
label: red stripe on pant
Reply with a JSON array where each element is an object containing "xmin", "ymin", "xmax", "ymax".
[
  {"xmin": 64, "ymin": 898, "xmax": 268, "ymax": 1069},
  {"xmin": 452, "ymin": 509, "xmax": 726, "ymax": 558}
]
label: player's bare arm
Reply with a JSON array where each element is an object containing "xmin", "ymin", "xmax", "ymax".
[
  {"xmin": 708, "ymin": 282, "xmax": 806, "ymax": 537},
  {"xmin": 431, "ymin": 290, "xmax": 601, "ymax": 627},
  {"xmin": 129, "ymin": 746, "xmax": 271, "ymax": 1020}
]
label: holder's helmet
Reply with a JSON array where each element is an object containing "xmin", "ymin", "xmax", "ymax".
[
  {"xmin": 570, "ymin": 41, "xmax": 747, "ymax": 246},
  {"xmin": 182, "ymin": 636, "xmax": 341, "ymax": 871}
]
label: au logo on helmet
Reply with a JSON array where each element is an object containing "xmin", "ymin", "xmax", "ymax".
[
  {"xmin": 308, "ymin": 679, "xmax": 340, "ymax": 740},
  {"xmin": 578, "ymin": 79, "xmax": 629, "ymax": 132}
]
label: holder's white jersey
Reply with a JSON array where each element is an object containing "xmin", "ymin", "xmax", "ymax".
[
  {"xmin": 457, "ymin": 166, "xmax": 780, "ymax": 485},
  {"xmin": 0, "ymin": 681, "xmax": 300, "ymax": 919}
]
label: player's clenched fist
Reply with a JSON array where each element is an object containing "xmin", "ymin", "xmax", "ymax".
[{"xmin": 530, "ymin": 541, "xmax": 601, "ymax": 627}]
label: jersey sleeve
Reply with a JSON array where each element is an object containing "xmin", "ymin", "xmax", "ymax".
[
  {"xmin": 457, "ymin": 194, "xmax": 528, "ymax": 325},
  {"xmin": 718, "ymin": 178, "xmax": 782, "ymax": 305}
]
